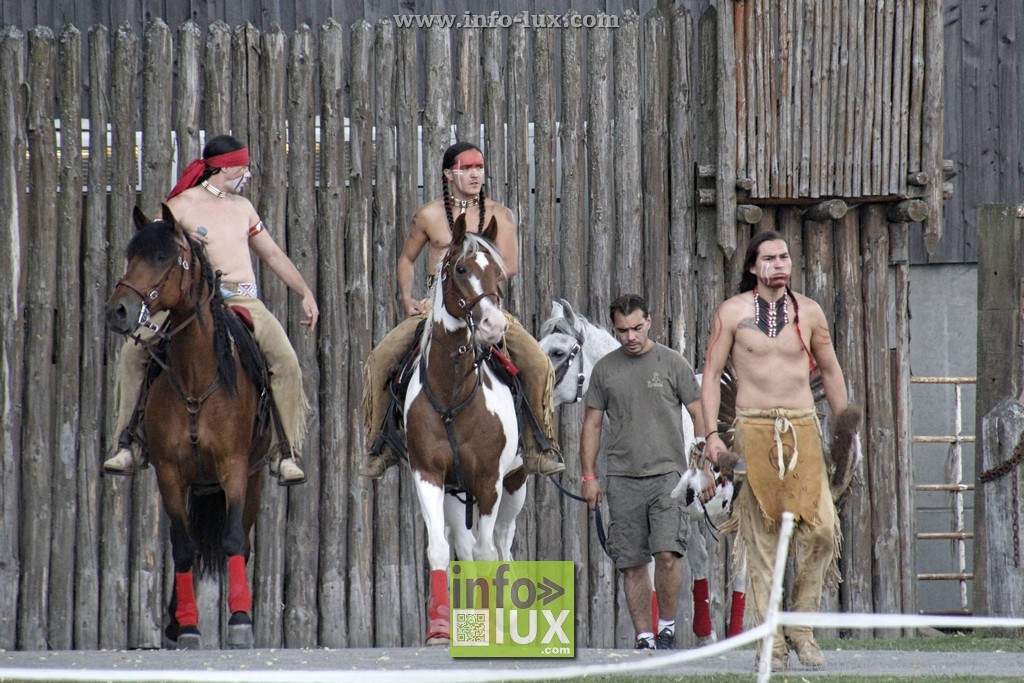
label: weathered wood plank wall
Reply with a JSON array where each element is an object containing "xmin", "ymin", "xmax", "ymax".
[{"xmin": 0, "ymin": 0, "xmax": 945, "ymax": 649}]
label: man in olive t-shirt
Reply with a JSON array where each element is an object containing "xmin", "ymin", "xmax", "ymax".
[{"xmin": 579, "ymin": 293, "xmax": 705, "ymax": 650}]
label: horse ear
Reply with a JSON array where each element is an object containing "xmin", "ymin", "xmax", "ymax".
[
  {"xmin": 549, "ymin": 300, "xmax": 564, "ymax": 320},
  {"xmin": 559, "ymin": 298, "xmax": 578, "ymax": 326},
  {"xmin": 481, "ymin": 215, "xmax": 499, "ymax": 244},
  {"xmin": 161, "ymin": 202, "xmax": 177, "ymax": 226},
  {"xmin": 451, "ymin": 212, "xmax": 468, "ymax": 245},
  {"xmin": 133, "ymin": 206, "xmax": 149, "ymax": 231}
]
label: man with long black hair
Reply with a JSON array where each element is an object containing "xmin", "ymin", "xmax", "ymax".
[
  {"xmin": 360, "ymin": 141, "xmax": 563, "ymax": 479},
  {"xmin": 702, "ymin": 231, "xmax": 849, "ymax": 671},
  {"xmin": 105, "ymin": 134, "xmax": 317, "ymax": 485}
]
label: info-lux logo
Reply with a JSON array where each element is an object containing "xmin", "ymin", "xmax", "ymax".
[{"xmin": 450, "ymin": 560, "xmax": 575, "ymax": 658}]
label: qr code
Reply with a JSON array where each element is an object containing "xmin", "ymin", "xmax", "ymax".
[{"xmin": 453, "ymin": 609, "xmax": 489, "ymax": 646}]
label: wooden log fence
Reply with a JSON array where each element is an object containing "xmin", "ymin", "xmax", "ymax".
[{"xmin": 0, "ymin": 3, "xmax": 943, "ymax": 649}]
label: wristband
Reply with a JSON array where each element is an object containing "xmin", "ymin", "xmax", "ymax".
[
  {"xmin": 705, "ymin": 430, "xmax": 719, "ymax": 439},
  {"xmin": 582, "ymin": 475, "xmax": 597, "ymax": 482}
]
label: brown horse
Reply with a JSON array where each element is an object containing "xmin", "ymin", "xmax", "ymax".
[
  {"xmin": 105, "ymin": 205, "xmax": 271, "ymax": 649},
  {"xmin": 404, "ymin": 214, "xmax": 523, "ymax": 644}
]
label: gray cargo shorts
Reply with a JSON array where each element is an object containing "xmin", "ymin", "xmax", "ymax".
[{"xmin": 605, "ymin": 472, "xmax": 686, "ymax": 570}]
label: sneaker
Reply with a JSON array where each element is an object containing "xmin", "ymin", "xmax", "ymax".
[
  {"xmin": 695, "ymin": 630, "xmax": 718, "ymax": 647},
  {"xmin": 277, "ymin": 457, "xmax": 306, "ymax": 486},
  {"xmin": 635, "ymin": 634, "xmax": 656, "ymax": 650},
  {"xmin": 103, "ymin": 446, "xmax": 147, "ymax": 475},
  {"xmin": 522, "ymin": 450, "xmax": 566, "ymax": 477},
  {"xmin": 655, "ymin": 627, "xmax": 675, "ymax": 650},
  {"xmin": 792, "ymin": 637, "xmax": 825, "ymax": 668}
]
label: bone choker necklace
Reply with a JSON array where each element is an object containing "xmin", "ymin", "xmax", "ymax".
[
  {"xmin": 201, "ymin": 180, "xmax": 229, "ymax": 198},
  {"xmin": 753, "ymin": 287, "xmax": 788, "ymax": 337},
  {"xmin": 449, "ymin": 196, "xmax": 480, "ymax": 214}
]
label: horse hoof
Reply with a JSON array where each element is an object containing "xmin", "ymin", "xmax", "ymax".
[
  {"xmin": 226, "ymin": 613, "xmax": 253, "ymax": 649},
  {"xmin": 177, "ymin": 632, "xmax": 202, "ymax": 650}
]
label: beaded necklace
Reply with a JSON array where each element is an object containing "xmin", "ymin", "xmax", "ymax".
[
  {"xmin": 448, "ymin": 195, "xmax": 480, "ymax": 215},
  {"xmin": 201, "ymin": 180, "xmax": 229, "ymax": 198},
  {"xmin": 753, "ymin": 287, "xmax": 788, "ymax": 337}
]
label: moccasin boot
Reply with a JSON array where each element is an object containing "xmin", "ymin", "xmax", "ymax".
[
  {"xmin": 277, "ymin": 457, "xmax": 306, "ymax": 486},
  {"xmin": 103, "ymin": 445, "xmax": 148, "ymax": 475},
  {"xmin": 792, "ymin": 637, "xmax": 825, "ymax": 668},
  {"xmin": 358, "ymin": 450, "xmax": 399, "ymax": 479},
  {"xmin": 522, "ymin": 449, "xmax": 566, "ymax": 477}
]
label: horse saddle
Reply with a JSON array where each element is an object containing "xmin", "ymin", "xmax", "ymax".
[{"xmin": 231, "ymin": 304, "xmax": 255, "ymax": 331}]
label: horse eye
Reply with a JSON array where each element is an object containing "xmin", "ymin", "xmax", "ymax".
[
  {"xmin": 455, "ymin": 264, "xmax": 467, "ymax": 275},
  {"xmin": 551, "ymin": 350, "xmax": 564, "ymax": 358}
]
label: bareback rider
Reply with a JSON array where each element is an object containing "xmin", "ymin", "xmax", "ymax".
[
  {"xmin": 104, "ymin": 134, "xmax": 318, "ymax": 485},
  {"xmin": 359, "ymin": 141, "xmax": 564, "ymax": 479}
]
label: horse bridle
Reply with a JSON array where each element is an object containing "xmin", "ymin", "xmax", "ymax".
[
  {"xmin": 548, "ymin": 318, "xmax": 586, "ymax": 403},
  {"xmin": 433, "ymin": 254, "xmax": 503, "ymax": 360},
  {"xmin": 116, "ymin": 235, "xmax": 213, "ymax": 342}
]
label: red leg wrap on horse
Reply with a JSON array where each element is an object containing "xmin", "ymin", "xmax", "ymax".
[
  {"xmin": 728, "ymin": 591, "xmax": 746, "ymax": 637},
  {"xmin": 651, "ymin": 591, "xmax": 659, "ymax": 635},
  {"xmin": 426, "ymin": 569, "xmax": 450, "ymax": 639},
  {"xmin": 428, "ymin": 569, "xmax": 449, "ymax": 621},
  {"xmin": 227, "ymin": 555, "xmax": 252, "ymax": 614},
  {"xmin": 175, "ymin": 572, "xmax": 199, "ymax": 627},
  {"xmin": 692, "ymin": 578, "xmax": 712, "ymax": 637}
]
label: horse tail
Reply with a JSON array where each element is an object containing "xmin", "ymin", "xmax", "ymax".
[{"xmin": 188, "ymin": 489, "xmax": 229, "ymax": 578}]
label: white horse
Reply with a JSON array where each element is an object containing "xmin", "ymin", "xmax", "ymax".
[{"xmin": 539, "ymin": 299, "xmax": 747, "ymax": 642}]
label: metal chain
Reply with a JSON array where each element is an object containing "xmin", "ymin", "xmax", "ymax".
[
  {"xmin": 978, "ymin": 431, "xmax": 1024, "ymax": 483},
  {"xmin": 978, "ymin": 428, "xmax": 1024, "ymax": 566},
  {"xmin": 1014, "ymin": 468, "xmax": 1021, "ymax": 568}
]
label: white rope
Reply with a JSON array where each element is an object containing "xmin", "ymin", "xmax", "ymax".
[{"xmin": 8, "ymin": 507, "xmax": 1024, "ymax": 683}]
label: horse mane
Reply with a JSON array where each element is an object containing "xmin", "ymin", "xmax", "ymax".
[{"xmin": 129, "ymin": 220, "xmax": 264, "ymax": 396}]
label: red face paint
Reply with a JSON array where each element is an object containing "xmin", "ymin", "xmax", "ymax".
[{"xmin": 451, "ymin": 149, "xmax": 485, "ymax": 172}]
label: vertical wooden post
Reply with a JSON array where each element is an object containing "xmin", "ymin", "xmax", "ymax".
[
  {"xmin": 345, "ymin": 20, "xmax": 374, "ymax": 649},
  {"xmin": 50, "ymin": 24, "xmax": 83, "ymax": 651},
  {"xmin": 76, "ymin": 24, "xmax": 109, "ymax": 651},
  {"xmin": 861, "ymin": 204, "xmax": 901, "ymax": 637},
  {"xmin": 284, "ymin": 24, "xmax": 320, "ymax": 649},
  {"xmin": 974, "ymin": 203, "xmax": 1024, "ymax": 615},
  {"xmin": 0, "ymin": 27, "xmax": 27, "ymax": 652},
  {"xmin": 20, "ymin": 26, "xmax": 57, "ymax": 652},
  {"xmin": 370, "ymin": 19, "xmax": 400, "ymax": 649},
  {"xmin": 315, "ymin": 17, "xmax": 349, "ymax": 648},
  {"xmin": 614, "ymin": 12, "xmax": 643, "ymax": 298},
  {"xmin": 254, "ymin": 24, "xmax": 287, "ymax": 649}
]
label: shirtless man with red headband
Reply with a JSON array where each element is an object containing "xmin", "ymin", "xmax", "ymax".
[
  {"xmin": 104, "ymin": 134, "xmax": 318, "ymax": 485},
  {"xmin": 359, "ymin": 141, "xmax": 564, "ymax": 479},
  {"xmin": 702, "ymin": 231, "xmax": 849, "ymax": 671}
]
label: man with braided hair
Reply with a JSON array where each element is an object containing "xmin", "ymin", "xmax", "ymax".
[
  {"xmin": 359, "ymin": 142, "xmax": 564, "ymax": 479},
  {"xmin": 104, "ymin": 134, "xmax": 318, "ymax": 485},
  {"xmin": 702, "ymin": 231, "xmax": 849, "ymax": 671}
]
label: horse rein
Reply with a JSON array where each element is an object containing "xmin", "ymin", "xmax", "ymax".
[{"xmin": 549, "ymin": 319, "xmax": 586, "ymax": 403}]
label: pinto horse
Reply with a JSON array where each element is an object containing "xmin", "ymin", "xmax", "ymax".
[
  {"xmin": 404, "ymin": 214, "xmax": 522, "ymax": 644},
  {"xmin": 105, "ymin": 205, "xmax": 271, "ymax": 649}
]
